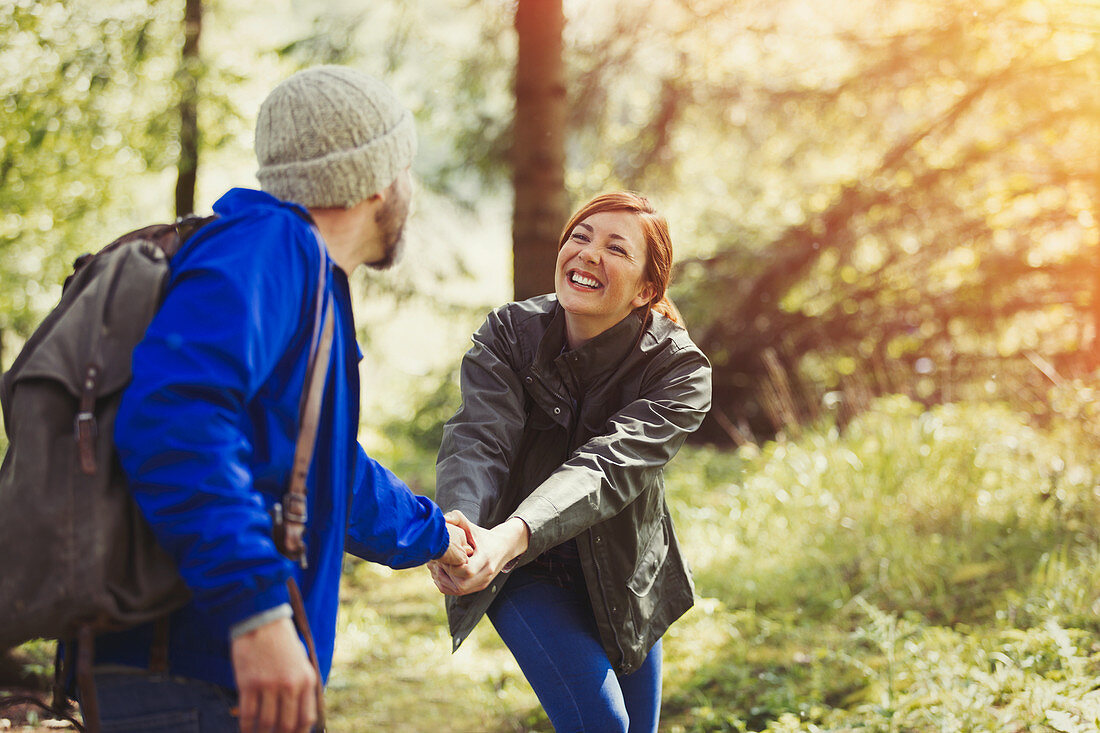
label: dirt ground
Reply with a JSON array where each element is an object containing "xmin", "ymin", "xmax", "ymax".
[{"xmin": 0, "ymin": 689, "xmax": 81, "ymax": 731}]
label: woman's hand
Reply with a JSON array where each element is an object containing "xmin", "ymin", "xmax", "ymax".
[{"xmin": 428, "ymin": 511, "xmax": 529, "ymax": 596}]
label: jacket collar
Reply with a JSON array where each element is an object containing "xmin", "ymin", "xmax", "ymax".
[
  {"xmin": 534, "ymin": 304, "xmax": 646, "ymax": 390},
  {"xmin": 213, "ymin": 187, "xmax": 314, "ymax": 224}
]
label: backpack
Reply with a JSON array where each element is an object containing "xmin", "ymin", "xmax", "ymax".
[
  {"xmin": 0, "ymin": 216, "xmax": 332, "ymax": 730},
  {"xmin": 0, "ymin": 218, "xmax": 214, "ymax": 648}
]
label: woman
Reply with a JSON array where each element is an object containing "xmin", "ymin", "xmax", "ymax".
[{"xmin": 429, "ymin": 192, "xmax": 712, "ymax": 732}]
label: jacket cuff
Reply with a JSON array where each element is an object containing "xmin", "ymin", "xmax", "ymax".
[
  {"xmin": 510, "ymin": 495, "xmax": 560, "ymax": 565},
  {"xmin": 428, "ymin": 511, "xmax": 451, "ymax": 561},
  {"xmin": 214, "ymin": 577, "xmax": 293, "ymax": 640},
  {"xmin": 446, "ymin": 501, "xmax": 485, "ymax": 526},
  {"xmin": 228, "ymin": 603, "xmax": 293, "ymax": 640}
]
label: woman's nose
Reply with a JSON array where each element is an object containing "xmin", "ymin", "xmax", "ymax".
[{"xmin": 579, "ymin": 245, "xmax": 599, "ymax": 264}]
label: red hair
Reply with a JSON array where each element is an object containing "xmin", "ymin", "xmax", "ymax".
[{"xmin": 557, "ymin": 191, "xmax": 682, "ymax": 325}]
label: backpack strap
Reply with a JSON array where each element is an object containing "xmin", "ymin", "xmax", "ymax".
[
  {"xmin": 75, "ymin": 627, "xmax": 99, "ymax": 733},
  {"xmin": 272, "ymin": 228, "xmax": 334, "ymax": 569},
  {"xmin": 288, "ymin": 577, "xmax": 326, "ymax": 732},
  {"xmin": 173, "ymin": 214, "xmax": 216, "ymax": 249},
  {"xmin": 271, "ymin": 228, "xmax": 333, "ymax": 731}
]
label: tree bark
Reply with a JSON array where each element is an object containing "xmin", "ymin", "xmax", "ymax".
[
  {"xmin": 512, "ymin": 0, "xmax": 567, "ymax": 301},
  {"xmin": 175, "ymin": 0, "xmax": 202, "ymax": 217}
]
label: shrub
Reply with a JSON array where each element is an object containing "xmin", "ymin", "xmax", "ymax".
[{"xmin": 662, "ymin": 393, "xmax": 1100, "ymax": 731}]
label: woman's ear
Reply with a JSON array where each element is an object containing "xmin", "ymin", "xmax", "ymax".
[{"xmin": 631, "ymin": 282, "xmax": 658, "ymax": 310}]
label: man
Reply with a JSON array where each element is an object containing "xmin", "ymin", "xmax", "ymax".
[{"xmin": 91, "ymin": 66, "xmax": 469, "ymax": 732}]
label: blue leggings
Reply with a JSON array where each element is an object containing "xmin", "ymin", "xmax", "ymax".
[{"xmin": 487, "ymin": 567, "xmax": 662, "ymax": 733}]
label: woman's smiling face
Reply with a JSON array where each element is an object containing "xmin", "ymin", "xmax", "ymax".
[{"xmin": 554, "ymin": 209, "xmax": 655, "ymax": 347}]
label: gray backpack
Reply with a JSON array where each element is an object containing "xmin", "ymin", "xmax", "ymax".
[{"xmin": 0, "ymin": 219, "xmax": 213, "ymax": 649}]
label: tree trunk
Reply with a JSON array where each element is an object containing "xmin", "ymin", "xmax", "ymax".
[
  {"xmin": 511, "ymin": 0, "xmax": 567, "ymax": 301},
  {"xmin": 174, "ymin": 0, "xmax": 202, "ymax": 217}
]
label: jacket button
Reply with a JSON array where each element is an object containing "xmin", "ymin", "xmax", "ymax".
[
  {"xmin": 553, "ymin": 407, "xmax": 561, "ymax": 414},
  {"xmin": 491, "ymin": 584, "xmax": 497, "ymax": 593},
  {"xmin": 524, "ymin": 376, "xmax": 533, "ymax": 384},
  {"xmin": 594, "ymin": 536, "xmax": 602, "ymax": 543},
  {"xmin": 611, "ymin": 605, "xmax": 617, "ymax": 613}
]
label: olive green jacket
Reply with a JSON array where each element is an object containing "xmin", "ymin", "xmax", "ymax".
[{"xmin": 436, "ymin": 295, "xmax": 712, "ymax": 674}]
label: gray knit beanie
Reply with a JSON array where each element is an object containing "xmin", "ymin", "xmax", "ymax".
[{"xmin": 255, "ymin": 65, "xmax": 417, "ymax": 208}]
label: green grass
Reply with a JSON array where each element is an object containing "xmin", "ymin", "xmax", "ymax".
[
  {"xmin": 654, "ymin": 395, "xmax": 1100, "ymax": 732},
  {"xmin": 329, "ymin": 393, "xmax": 1100, "ymax": 731},
  {"xmin": 11, "ymin": 391, "xmax": 1098, "ymax": 731}
]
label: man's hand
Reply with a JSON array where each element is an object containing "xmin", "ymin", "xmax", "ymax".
[
  {"xmin": 436, "ymin": 516, "xmax": 475, "ymax": 566},
  {"xmin": 428, "ymin": 511, "xmax": 476, "ymax": 594},
  {"xmin": 231, "ymin": 615, "xmax": 318, "ymax": 733},
  {"xmin": 427, "ymin": 511, "xmax": 529, "ymax": 596}
]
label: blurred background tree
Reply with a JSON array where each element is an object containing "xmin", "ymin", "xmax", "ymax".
[
  {"xmin": 174, "ymin": 0, "xmax": 204, "ymax": 216},
  {"xmin": 512, "ymin": 0, "xmax": 567, "ymax": 300}
]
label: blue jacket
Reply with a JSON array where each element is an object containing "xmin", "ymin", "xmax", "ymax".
[{"xmin": 96, "ymin": 188, "xmax": 448, "ymax": 689}]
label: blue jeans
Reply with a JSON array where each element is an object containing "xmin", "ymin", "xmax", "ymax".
[
  {"xmin": 89, "ymin": 670, "xmax": 239, "ymax": 732},
  {"xmin": 487, "ymin": 567, "xmax": 663, "ymax": 733}
]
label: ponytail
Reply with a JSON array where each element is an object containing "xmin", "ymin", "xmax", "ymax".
[{"xmin": 649, "ymin": 295, "xmax": 683, "ymax": 328}]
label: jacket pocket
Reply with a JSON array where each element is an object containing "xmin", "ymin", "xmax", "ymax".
[{"xmin": 627, "ymin": 516, "xmax": 670, "ymax": 597}]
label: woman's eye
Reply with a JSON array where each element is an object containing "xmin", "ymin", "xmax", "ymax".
[
  {"xmin": 571, "ymin": 233, "xmax": 589, "ymax": 243},
  {"xmin": 610, "ymin": 245, "xmax": 627, "ymax": 255}
]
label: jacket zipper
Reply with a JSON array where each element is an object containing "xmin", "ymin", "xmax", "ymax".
[{"xmin": 564, "ymin": 386, "xmax": 629, "ymax": 670}]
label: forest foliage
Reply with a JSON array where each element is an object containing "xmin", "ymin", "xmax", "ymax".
[{"xmin": 1, "ymin": 0, "xmax": 1097, "ymax": 440}]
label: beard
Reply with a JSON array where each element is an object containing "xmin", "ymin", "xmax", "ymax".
[{"xmin": 366, "ymin": 179, "xmax": 411, "ymax": 271}]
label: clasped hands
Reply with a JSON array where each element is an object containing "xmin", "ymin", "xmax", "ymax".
[{"xmin": 429, "ymin": 510, "xmax": 529, "ymax": 596}]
